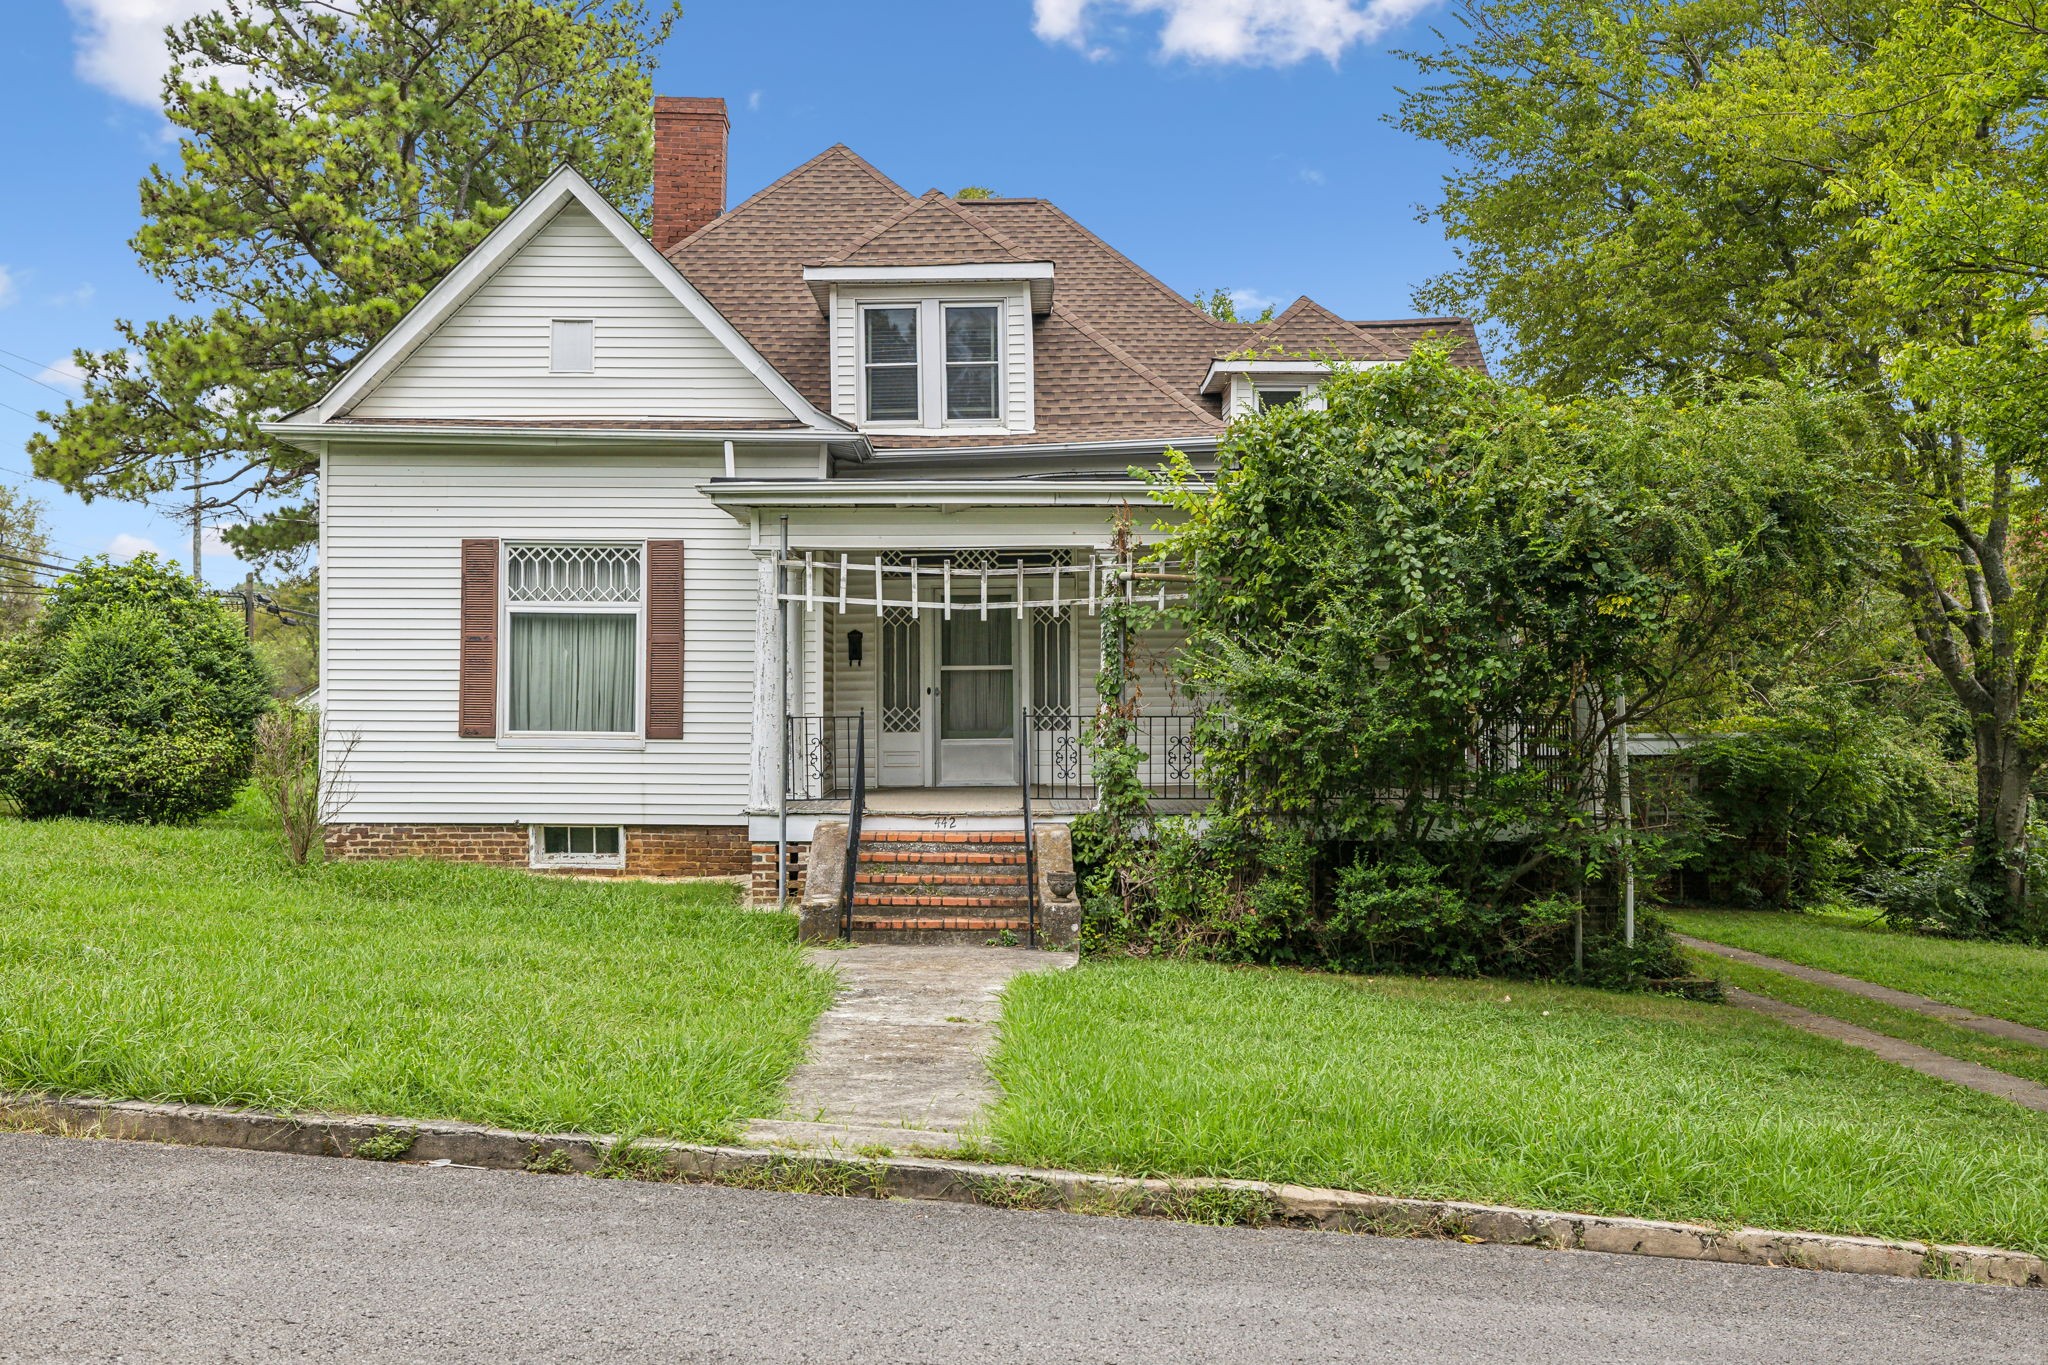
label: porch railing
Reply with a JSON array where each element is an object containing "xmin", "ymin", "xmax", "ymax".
[
  {"xmin": 1027, "ymin": 709, "xmax": 1204, "ymax": 802},
  {"xmin": 784, "ymin": 713, "xmax": 865, "ymax": 801}
]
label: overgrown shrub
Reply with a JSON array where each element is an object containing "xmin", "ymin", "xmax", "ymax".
[
  {"xmin": 1083, "ymin": 353, "xmax": 1864, "ymax": 986},
  {"xmin": 1682, "ymin": 698, "xmax": 1966, "ymax": 908},
  {"xmin": 252, "ymin": 702, "xmax": 327, "ymax": 863},
  {"xmin": 1864, "ymin": 831, "xmax": 2048, "ymax": 943},
  {"xmin": 1076, "ymin": 809, "xmax": 1692, "ymax": 988},
  {"xmin": 0, "ymin": 555, "xmax": 268, "ymax": 822}
]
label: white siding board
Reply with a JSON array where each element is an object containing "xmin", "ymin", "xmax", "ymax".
[
  {"xmin": 323, "ymin": 445, "xmax": 814, "ymax": 824},
  {"xmin": 350, "ymin": 204, "xmax": 793, "ymax": 421}
]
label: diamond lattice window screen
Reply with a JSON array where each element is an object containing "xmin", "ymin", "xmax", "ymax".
[
  {"xmin": 881, "ymin": 606, "xmax": 921, "ymax": 733},
  {"xmin": 507, "ymin": 545, "xmax": 643, "ymax": 603}
]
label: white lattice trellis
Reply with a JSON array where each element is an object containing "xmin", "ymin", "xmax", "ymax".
[{"xmin": 507, "ymin": 545, "xmax": 643, "ymax": 603}]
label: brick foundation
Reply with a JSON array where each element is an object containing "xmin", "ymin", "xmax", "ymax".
[
  {"xmin": 751, "ymin": 840, "xmax": 812, "ymax": 907},
  {"xmin": 324, "ymin": 824, "xmax": 750, "ymax": 879}
]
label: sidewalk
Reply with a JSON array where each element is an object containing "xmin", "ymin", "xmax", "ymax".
[{"xmin": 745, "ymin": 944, "xmax": 1074, "ymax": 1152}]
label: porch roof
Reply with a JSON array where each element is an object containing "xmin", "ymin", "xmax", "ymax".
[{"xmin": 704, "ymin": 476, "xmax": 1160, "ymax": 513}]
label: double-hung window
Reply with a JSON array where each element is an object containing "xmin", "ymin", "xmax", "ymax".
[
  {"xmin": 505, "ymin": 544, "xmax": 642, "ymax": 735},
  {"xmin": 863, "ymin": 306, "xmax": 920, "ymax": 422},
  {"xmin": 944, "ymin": 304, "xmax": 1000, "ymax": 422}
]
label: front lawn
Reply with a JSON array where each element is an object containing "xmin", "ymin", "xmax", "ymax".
[
  {"xmin": 0, "ymin": 793, "xmax": 835, "ymax": 1141},
  {"xmin": 989, "ymin": 960, "xmax": 2048, "ymax": 1255},
  {"xmin": 1662, "ymin": 908, "xmax": 2048, "ymax": 1031}
]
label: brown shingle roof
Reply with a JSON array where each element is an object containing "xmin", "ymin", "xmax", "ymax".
[
  {"xmin": 664, "ymin": 150, "xmax": 1487, "ymax": 445},
  {"xmin": 666, "ymin": 145, "xmax": 912, "ymax": 408},
  {"xmin": 825, "ymin": 190, "xmax": 1030, "ymax": 267},
  {"xmin": 1350, "ymin": 317, "xmax": 1489, "ymax": 373},
  {"xmin": 1239, "ymin": 297, "xmax": 1404, "ymax": 362}
]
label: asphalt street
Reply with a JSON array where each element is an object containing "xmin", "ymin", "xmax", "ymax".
[{"xmin": 1, "ymin": 1132, "xmax": 2041, "ymax": 1363}]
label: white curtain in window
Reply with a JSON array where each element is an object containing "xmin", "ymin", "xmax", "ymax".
[{"xmin": 510, "ymin": 613, "xmax": 636, "ymax": 732}]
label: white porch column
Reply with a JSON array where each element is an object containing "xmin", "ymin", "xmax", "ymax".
[{"xmin": 749, "ymin": 550, "xmax": 784, "ymax": 813}]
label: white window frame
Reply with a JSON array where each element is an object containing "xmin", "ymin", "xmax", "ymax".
[
  {"xmin": 529, "ymin": 824, "xmax": 627, "ymax": 871},
  {"xmin": 500, "ymin": 541, "xmax": 646, "ymax": 741},
  {"xmin": 860, "ymin": 303, "xmax": 922, "ymax": 425},
  {"xmin": 550, "ymin": 318, "xmax": 595, "ymax": 374},
  {"xmin": 940, "ymin": 300, "xmax": 1005, "ymax": 427}
]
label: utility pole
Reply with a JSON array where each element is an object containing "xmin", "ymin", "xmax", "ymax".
[
  {"xmin": 190, "ymin": 455, "xmax": 204, "ymax": 586},
  {"xmin": 241, "ymin": 575, "xmax": 256, "ymax": 640}
]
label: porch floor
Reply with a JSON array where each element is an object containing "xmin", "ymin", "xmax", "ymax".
[{"xmin": 790, "ymin": 785, "xmax": 1094, "ymax": 816}]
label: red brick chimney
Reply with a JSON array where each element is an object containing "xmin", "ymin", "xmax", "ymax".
[{"xmin": 651, "ymin": 96, "xmax": 728, "ymax": 251}]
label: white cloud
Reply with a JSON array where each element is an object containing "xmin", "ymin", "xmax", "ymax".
[
  {"xmin": 63, "ymin": 0, "xmax": 218, "ymax": 107},
  {"xmin": 1033, "ymin": 0, "xmax": 1438, "ymax": 65},
  {"xmin": 47, "ymin": 284, "xmax": 97, "ymax": 308},
  {"xmin": 0, "ymin": 266, "xmax": 16, "ymax": 309},
  {"xmin": 1298, "ymin": 166, "xmax": 1327, "ymax": 185},
  {"xmin": 36, "ymin": 357, "xmax": 87, "ymax": 392},
  {"xmin": 746, "ymin": 89, "xmax": 764, "ymax": 113},
  {"xmin": 1230, "ymin": 287, "xmax": 1279, "ymax": 316},
  {"xmin": 201, "ymin": 523, "xmax": 235, "ymax": 557},
  {"xmin": 108, "ymin": 532, "xmax": 161, "ymax": 562}
]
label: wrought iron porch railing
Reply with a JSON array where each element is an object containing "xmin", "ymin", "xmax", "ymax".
[
  {"xmin": 784, "ymin": 713, "xmax": 866, "ymax": 801},
  {"xmin": 1026, "ymin": 709, "xmax": 1204, "ymax": 802}
]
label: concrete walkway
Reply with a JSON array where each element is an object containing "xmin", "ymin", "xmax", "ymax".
[
  {"xmin": 1679, "ymin": 934, "xmax": 2048, "ymax": 1049},
  {"xmin": 1721, "ymin": 986, "xmax": 2048, "ymax": 1113},
  {"xmin": 746, "ymin": 944, "xmax": 1074, "ymax": 1152}
]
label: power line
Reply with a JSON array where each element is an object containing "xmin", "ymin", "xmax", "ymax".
[
  {"xmin": 0, "ymin": 549, "xmax": 77, "ymax": 575},
  {"xmin": 0, "ymin": 358, "xmax": 75, "ymax": 399}
]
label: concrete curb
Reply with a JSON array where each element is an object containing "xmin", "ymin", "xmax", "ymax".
[{"xmin": 5, "ymin": 1092, "xmax": 2041, "ymax": 1289}]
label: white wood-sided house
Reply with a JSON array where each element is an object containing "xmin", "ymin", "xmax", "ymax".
[{"xmin": 265, "ymin": 96, "xmax": 1484, "ymax": 934}]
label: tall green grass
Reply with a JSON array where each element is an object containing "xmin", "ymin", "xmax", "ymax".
[
  {"xmin": 990, "ymin": 960, "xmax": 2048, "ymax": 1254},
  {"xmin": 0, "ymin": 793, "xmax": 834, "ymax": 1140},
  {"xmin": 1663, "ymin": 908, "xmax": 2048, "ymax": 1030}
]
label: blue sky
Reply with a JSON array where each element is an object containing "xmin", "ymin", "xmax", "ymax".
[{"xmin": 0, "ymin": 0, "xmax": 1466, "ymax": 585}]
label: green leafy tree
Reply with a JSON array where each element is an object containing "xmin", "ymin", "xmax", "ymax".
[
  {"xmin": 1112, "ymin": 353, "xmax": 1869, "ymax": 979},
  {"xmin": 1398, "ymin": 0, "xmax": 2048, "ymax": 928},
  {"xmin": 29, "ymin": 0, "xmax": 678, "ymax": 564},
  {"xmin": 0, "ymin": 556, "xmax": 270, "ymax": 822},
  {"xmin": 0, "ymin": 484, "xmax": 51, "ymax": 636},
  {"xmin": 1192, "ymin": 288, "xmax": 1276, "ymax": 325}
]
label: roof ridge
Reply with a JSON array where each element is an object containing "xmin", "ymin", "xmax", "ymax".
[
  {"xmin": 968, "ymin": 198, "xmax": 1236, "ymax": 334},
  {"xmin": 665, "ymin": 144, "xmax": 912, "ymax": 258},
  {"xmin": 1253, "ymin": 295, "xmax": 1401, "ymax": 360},
  {"xmin": 1049, "ymin": 303, "xmax": 1221, "ymax": 427},
  {"xmin": 823, "ymin": 188, "xmax": 1033, "ymax": 265}
]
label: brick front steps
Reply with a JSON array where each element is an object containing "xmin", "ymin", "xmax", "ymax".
[{"xmin": 848, "ymin": 830, "xmax": 1033, "ymax": 943}]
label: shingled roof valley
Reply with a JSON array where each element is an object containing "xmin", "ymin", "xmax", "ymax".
[{"xmin": 664, "ymin": 145, "xmax": 1483, "ymax": 450}]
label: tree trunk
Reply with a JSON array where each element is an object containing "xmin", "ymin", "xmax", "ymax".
[{"xmin": 1971, "ymin": 718, "xmax": 2034, "ymax": 927}]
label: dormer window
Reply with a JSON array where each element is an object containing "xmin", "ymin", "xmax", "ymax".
[
  {"xmin": 944, "ymin": 304, "xmax": 1000, "ymax": 421},
  {"xmin": 863, "ymin": 306, "xmax": 920, "ymax": 421},
  {"xmin": 823, "ymin": 277, "xmax": 1037, "ymax": 434},
  {"xmin": 858, "ymin": 300, "xmax": 1007, "ymax": 427}
]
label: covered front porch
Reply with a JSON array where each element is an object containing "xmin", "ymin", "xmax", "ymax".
[{"xmin": 767, "ymin": 546, "xmax": 1200, "ymax": 815}]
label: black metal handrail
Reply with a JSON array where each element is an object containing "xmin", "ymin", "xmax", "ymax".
[
  {"xmin": 839, "ymin": 710, "xmax": 866, "ymax": 941},
  {"xmin": 1018, "ymin": 709, "xmax": 1039, "ymax": 949}
]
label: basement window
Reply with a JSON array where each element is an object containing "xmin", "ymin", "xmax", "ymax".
[
  {"xmin": 550, "ymin": 318, "xmax": 595, "ymax": 374},
  {"xmin": 531, "ymin": 824, "xmax": 625, "ymax": 870}
]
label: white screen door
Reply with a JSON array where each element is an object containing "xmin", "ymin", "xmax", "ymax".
[{"xmin": 937, "ymin": 610, "xmax": 1017, "ymax": 784}]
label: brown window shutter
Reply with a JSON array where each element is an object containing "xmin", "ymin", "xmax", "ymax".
[
  {"xmin": 645, "ymin": 540, "xmax": 685, "ymax": 739},
  {"xmin": 459, "ymin": 539, "xmax": 499, "ymax": 738}
]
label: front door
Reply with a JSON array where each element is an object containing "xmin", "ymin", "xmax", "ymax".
[{"xmin": 936, "ymin": 609, "xmax": 1018, "ymax": 785}]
